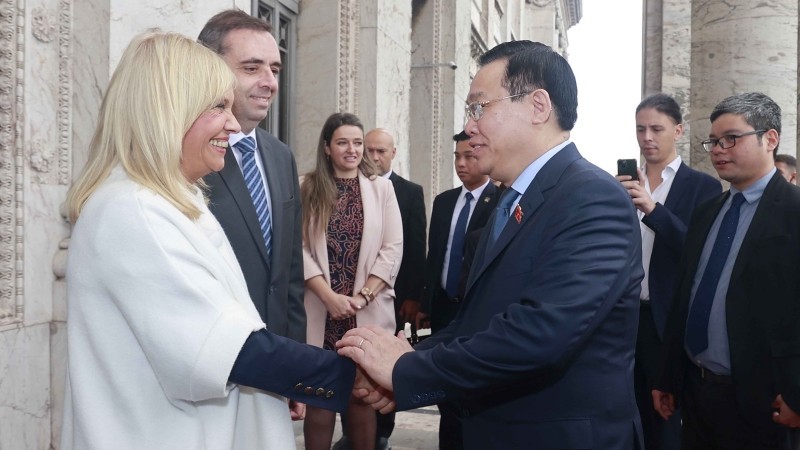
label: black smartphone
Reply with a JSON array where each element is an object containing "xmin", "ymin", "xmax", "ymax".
[{"xmin": 617, "ymin": 159, "xmax": 639, "ymax": 180}]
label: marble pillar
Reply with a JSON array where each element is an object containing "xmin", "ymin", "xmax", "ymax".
[
  {"xmin": 642, "ymin": 0, "xmax": 693, "ymax": 163},
  {"xmin": 358, "ymin": 0, "xmax": 412, "ymax": 175},
  {"xmin": 690, "ymin": 0, "xmax": 798, "ymax": 174},
  {"xmin": 525, "ymin": 0, "xmax": 557, "ymax": 48},
  {"xmin": 295, "ymin": 0, "xmax": 412, "ymax": 176},
  {"xmin": 409, "ymin": 0, "xmax": 472, "ymax": 206}
]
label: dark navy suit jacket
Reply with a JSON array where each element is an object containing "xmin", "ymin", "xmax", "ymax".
[
  {"xmin": 640, "ymin": 163, "xmax": 721, "ymax": 338},
  {"xmin": 420, "ymin": 182, "xmax": 499, "ymax": 332},
  {"xmin": 204, "ymin": 129, "xmax": 306, "ymax": 342},
  {"xmin": 394, "ymin": 144, "xmax": 644, "ymax": 449},
  {"xmin": 657, "ymin": 173, "xmax": 800, "ymax": 438},
  {"xmin": 388, "ymin": 172, "xmax": 427, "ymax": 316}
]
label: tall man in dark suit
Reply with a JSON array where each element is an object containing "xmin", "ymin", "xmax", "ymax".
[
  {"xmin": 339, "ymin": 40, "xmax": 645, "ymax": 450},
  {"xmin": 198, "ymin": 9, "xmax": 306, "ymax": 420},
  {"xmin": 617, "ymin": 93, "xmax": 721, "ymax": 450},
  {"xmin": 417, "ymin": 130, "xmax": 499, "ymax": 450},
  {"xmin": 419, "ymin": 131, "xmax": 499, "ymax": 334},
  {"xmin": 365, "ymin": 128, "xmax": 427, "ymax": 331},
  {"xmin": 653, "ymin": 92, "xmax": 800, "ymax": 449}
]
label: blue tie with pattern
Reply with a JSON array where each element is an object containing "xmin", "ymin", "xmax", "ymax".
[
  {"xmin": 489, "ymin": 188, "xmax": 520, "ymax": 245},
  {"xmin": 685, "ymin": 192, "xmax": 746, "ymax": 356},
  {"xmin": 445, "ymin": 192, "xmax": 474, "ymax": 298},
  {"xmin": 236, "ymin": 136, "xmax": 272, "ymax": 258}
]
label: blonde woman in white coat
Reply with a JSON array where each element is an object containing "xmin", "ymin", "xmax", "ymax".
[
  {"xmin": 62, "ymin": 32, "xmax": 358, "ymax": 450},
  {"xmin": 300, "ymin": 112, "xmax": 403, "ymax": 450}
]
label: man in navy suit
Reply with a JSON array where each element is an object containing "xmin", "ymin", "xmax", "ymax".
[
  {"xmin": 417, "ymin": 130, "xmax": 499, "ymax": 450},
  {"xmin": 419, "ymin": 131, "xmax": 499, "ymax": 336},
  {"xmin": 653, "ymin": 92, "xmax": 800, "ymax": 449},
  {"xmin": 199, "ymin": 9, "xmax": 306, "ymax": 420},
  {"xmin": 338, "ymin": 40, "xmax": 644, "ymax": 449},
  {"xmin": 617, "ymin": 93, "xmax": 721, "ymax": 450}
]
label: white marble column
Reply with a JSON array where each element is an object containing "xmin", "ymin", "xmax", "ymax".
[
  {"xmin": 358, "ymin": 0, "xmax": 412, "ymax": 175},
  {"xmin": 690, "ymin": 0, "xmax": 798, "ymax": 173},
  {"xmin": 294, "ymin": 0, "xmax": 412, "ymax": 176},
  {"xmin": 409, "ymin": 0, "xmax": 472, "ymax": 207}
]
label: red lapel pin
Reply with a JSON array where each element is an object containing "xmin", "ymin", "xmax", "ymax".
[{"xmin": 514, "ymin": 204, "xmax": 523, "ymax": 224}]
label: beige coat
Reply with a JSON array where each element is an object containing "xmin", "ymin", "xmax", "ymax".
[{"xmin": 302, "ymin": 172, "xmax": 403, "ymax": 347}]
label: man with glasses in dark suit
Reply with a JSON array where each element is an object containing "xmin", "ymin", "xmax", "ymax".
[{"xmin": 654, "ymin": 92, "xmax": 800, "ymax": 449}]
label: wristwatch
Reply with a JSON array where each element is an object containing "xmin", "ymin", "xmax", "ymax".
[{"xmin": 359, "ymin": 286, "xmax": 375, "ymax": 304}]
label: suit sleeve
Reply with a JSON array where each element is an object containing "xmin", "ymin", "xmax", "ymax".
[
  {"xmin": 230, "ymin": 329, "xmax": 355, "ymax": 413},
  {"xmin": 641, "ymin": 175, "xmax": 721, "ymax": 255},
  {"xmin": 286, "ymin": 155, "xmax": 308, "ymax": 343},
  {"xmin": 391, "ymin": 175, "xmax": 642, "ymax": 410},
  {"xmin": 420, "ymin": 195, "xmax": 444, "ymax": 315},
  {"xmin": 401, "ymin": 184, "xmax": 427, "ymax": 300}
]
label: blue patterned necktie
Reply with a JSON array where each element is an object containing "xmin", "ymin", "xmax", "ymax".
[
  {"xmin": 489, "ymin": 188, "xmax": 520, "ymax": 245},
  {"xmin": 445, "ymin": 192, "xmax": 474, "ymax": 298},
  {"xmin": 685, "ymin": 192, "xmax": 746, "ymax": 356},
  {"xmin": 236, "ymin": 136, "xmax": 272, "ymax": 257}
]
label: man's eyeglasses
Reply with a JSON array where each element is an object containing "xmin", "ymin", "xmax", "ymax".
[
  {"xmin": 465, "ymin": 92, "xmax": 529, "ymax": 121},
  {"xmin": 701, "ymin": 130, "xmax": 766, "ymax": 152}
]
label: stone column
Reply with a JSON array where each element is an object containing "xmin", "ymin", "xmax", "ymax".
[
  {"xmin": 409, "ymin": 0, "xmax": 472, "ymax": 208},
  {"xmin": 295, "ymin": 0, "xmax": 412, "ymax": 176},
  {"xmin": 524, "ymin": 0, "xmax": 557, "ymax": 47},
  {"xmin": 358, "ymin": 0, "xmax": 412, "ymax": 175},
  {"xmin": 690, "ymin": 0, "xmax": 798, "ymax": 174},
  {"xmin": 642, "ymin": 0, "xmax": 693, "ymax": 162}
]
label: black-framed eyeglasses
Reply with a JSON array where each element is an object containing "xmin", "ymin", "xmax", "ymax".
[
  {"xmin": 465, "ymin": 92, "xmax": 529, "ymax": 121},
  {"xmin": 701, "ymin": 130, "xmax": 766, "ymax": 152}
]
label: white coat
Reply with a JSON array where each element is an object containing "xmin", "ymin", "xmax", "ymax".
[{"xmin": 61, "ymin": 167, "xmax": 295, "ymax": 449}]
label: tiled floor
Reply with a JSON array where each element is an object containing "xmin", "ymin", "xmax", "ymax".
[{"xmin": 293, "ymin": 406, "xmax": 440, "ymax": 450}]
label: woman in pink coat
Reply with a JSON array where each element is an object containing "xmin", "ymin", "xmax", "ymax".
[{"xmin": 300, "ymin": 112, "xmax": 403, "ymax": 450}]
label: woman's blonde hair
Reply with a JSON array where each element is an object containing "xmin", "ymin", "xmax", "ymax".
[
  {"xmin": 66, "ymin": 31, "xmax": 235, "ymax": 222},
  {"xmin": 300, "ymin": 112, "xmax": 378, "ymax": 243}
]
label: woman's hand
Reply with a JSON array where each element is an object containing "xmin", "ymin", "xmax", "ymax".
[
  {"xmin": 323, "ymin": 293, "xmax": 357, "ymax": 320},
  {"xmin": 347, "ymin": 295, "xmax": 368, "ymax": 311}
]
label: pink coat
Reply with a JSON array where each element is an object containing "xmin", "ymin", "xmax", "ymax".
[{"xmin": 302, "ymin": 172, "xmax": 403, "ymax": 347}]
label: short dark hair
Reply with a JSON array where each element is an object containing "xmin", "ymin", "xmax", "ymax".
[
  {"xmin": 478, "ymin": 40, "xmax": 578, "ymax": 131},
  {"xmin": 637, "ymin": 93, "xmax": 682, "ymax": 125},
  {"xmin": 453, "ymin": 130, "xmax": 469, "ymax": 142},
  {"xmin": 775, "ymin": 153, "xmax": 797, "ymax": 167},
  {"xmin": 198, "ymin": 9, "xmax": 272, "ymax": 55},
  {"xmin": 710, "ymin": 92, "xmax": 781, "ymax": 152}
]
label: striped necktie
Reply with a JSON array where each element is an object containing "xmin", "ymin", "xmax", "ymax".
[{"xmin": 236, "ymin": 136, "xmax": 272, "ymax": 257}]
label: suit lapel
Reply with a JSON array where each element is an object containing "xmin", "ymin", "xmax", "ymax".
[
  {"xmin": 219, "ymin": 138, "xmax": 272, "ymax": 268},
  {"xmin": 663, "ymin": 163, "xmax": 690, "ymax": 210},
  {"xmin": 466, "ymin": 144, "xmax": 580, "ymax": 294},
  {"xmin": 255, "ymin": 131, "xmax": 279, "ymax": 268},
  {"xmin": 467, "ymin": 182, "xmax": 497, "ymax": 232},
  {"xmin": 729, "ymin": 173, "xmax": 783, "ymax": 283}
]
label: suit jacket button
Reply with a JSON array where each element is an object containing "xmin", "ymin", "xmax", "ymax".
[
  {"xmin": 304, "ymin": 387, "xmax": 313, "ymax": 395},
  {"xmin": 326, "ymin": 390, "xmax": 335, "ymax": 399},
  {"xmin": 316, "ymin": 388, "xmax": 325, "ymax": 396},
  {"xmin": 294, "ymin": 383, "xmax": 303, "ymax": 392}
]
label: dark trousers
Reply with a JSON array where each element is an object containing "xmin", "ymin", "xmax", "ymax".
[
  {"xmin": 681, "ymin": 365, "xmax": 783, "ymax": 450},
  {"xmin": 438, "ymin": 403, "xmax": 463, "ymax": 450},
  {"xmin": 634, "ymin": 303, "xmax": 681, "ymax": 450}
]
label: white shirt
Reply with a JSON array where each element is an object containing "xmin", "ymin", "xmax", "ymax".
[
  {"xmin": 440, "ymin": 179, "xmax": 491, "ymax": 289},
  {"xmin": 639, "ymin": 155, "xmax": 681, "ymax": 300}
]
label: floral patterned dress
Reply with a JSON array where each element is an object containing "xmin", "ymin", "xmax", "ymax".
[{"xmin": 322, "ymin": 177, "xmax": 364, "ymax": 350}]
